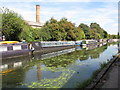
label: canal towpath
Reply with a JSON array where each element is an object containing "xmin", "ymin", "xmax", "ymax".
[
  {"xmin": 88, "ymin": 54, "xmax": 120, "ymax": 89},
  {"xmin": 99, "ymin": 54, "xmax": 120, "ymax": 89}
]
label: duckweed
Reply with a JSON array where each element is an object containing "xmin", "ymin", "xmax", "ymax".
[
  {"xmin": 21, "ymin": 42, "xmax": 115, "ymax": 89},
  {"xmin": 22, "ymin": 69, "xmax": 75, "ymax": 88}
]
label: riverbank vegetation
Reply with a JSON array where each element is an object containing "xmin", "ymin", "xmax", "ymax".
[{"xmin": 1, "ymin": 8, "xmax": 120, "ymax": 42}]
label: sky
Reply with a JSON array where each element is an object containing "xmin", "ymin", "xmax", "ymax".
[{"xmin": 0, "ymin": 0, "xmax": 119, "ymax": 35}]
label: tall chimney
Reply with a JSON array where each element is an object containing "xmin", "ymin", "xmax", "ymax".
[{"xmin": 36, "ymin": 5, "xmax": 40, "ymax": 23}]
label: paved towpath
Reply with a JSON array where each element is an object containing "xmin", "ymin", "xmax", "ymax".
[{"xmin": 96, "ymin": 54, "xmax": 120, "ymax": 89}]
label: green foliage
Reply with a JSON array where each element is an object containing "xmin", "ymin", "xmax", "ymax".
[
  {"xmin": 40, "ymin": 18, "xmax": 61, "ymax": 41},
  {"xmin": 75, "ymin": 27, "xmax": 85, "ymax": 40},
  {"xmin": 79, "ymin": 23, "xmax": 109, "ymax": 39},
  {"xmin": 60, "ymin": 18, "xmax": 77, "ymax": 40},
  {"xmin": 2, "ymin": 8, "xmax": 116, "ymax": 41},
  {"xmin": 103, "ymin": 30, "xmax": 108, "ymax": 38},
  {"xmin": 117, "ymin": 32, "xmax": 120, "ymax": 39},
  {"xmin": 90, "ymin": 23, "xmax": 108, "ymax": 39},
  {"xmin": 40, "ymin": 17, "xmax": 85, "ymax": 41},
  {"xmin": 79, "ymin": 23, "xmax": 91, "ymax": 39},
  {"xmin": 18, "ymin": 25, "xmax": 35, "ymax": 42},
  {"xmin": 108, "ymin": 34, "xmax": 118, "ymax": 39},
  {"xmin": 2, "ymin": 8, "xmax": 24, "ymax": 41},
  {"xmin": 2, "ymin": 8, "xmax": 35, "ymax": 42}
]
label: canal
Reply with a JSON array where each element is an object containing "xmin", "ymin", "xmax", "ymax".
[{"xmin": 1, "ymin": 42, "xmax": 119, "ymax": 88}]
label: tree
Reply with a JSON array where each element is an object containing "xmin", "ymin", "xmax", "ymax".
[
  {"xmin": 90, "ymin": 23, "xmax": 108, "ymax": 39},
  {"xmin": 108, "ymin": 34, "xmax": 118, "ymax": 39},
  {"xmin": 90, "ymin": 28, "xmax": 101, "ymax": 39},
  {"xmin": 74, "ymin": 27, "xmax": 85, "ymax": 40},
  {"xmin": 103, "ymin": 30, "xmax": 108, "ymax": 38},
  {"xmin": 117, "ymin": 32, "xmax": 120, "ymax": 39},
  {"xmin": 2, "ymin": 8, "xmax": 23, "ymax": 41},
  {"xmin": 2, "ymin": 8, "xmax": 35, "ymax": 42},
  {"xmin": 59, "ymin": 18, "xmax": 76, "ymax": 41},
  {"xmin": 41, "ymin": 17, "xmax": 78, "ymax": 41},
  {"xmin": 19, "ymin": 25, "xmax": 35, "ymax": 42},
  {"xmin": 40, "ymin": 18, "xmax": 61, "ymax": 41},
  {"xmin": 79, "ymin": 23, "xmax": 91, "ymax": 39}
]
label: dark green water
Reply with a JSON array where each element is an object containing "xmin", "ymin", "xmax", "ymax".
[{"xmin": 1, "ymin": 42, "xmax": 119, "ymax": 88}]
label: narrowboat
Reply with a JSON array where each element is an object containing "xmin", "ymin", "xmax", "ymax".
[
  {"xmin": 81, "ymin": 40, "xmax": 97, "ymax": 46},
  {"xmin": 0, "ymin": 41, "xmax": 30, "ymax": 59},
  {"xmin": 75, "ymin": 40, "xmax": 82, "ymax": 46}
]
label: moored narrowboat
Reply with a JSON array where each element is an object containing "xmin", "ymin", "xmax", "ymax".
[{"xmin": 81, "ymin": 40, "xmax": 97, "ymax": 46}]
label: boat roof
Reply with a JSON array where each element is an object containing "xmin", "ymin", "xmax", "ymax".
[{"xmin": 0, "ymin": 41, "xmax": 19, "ymax": 45}]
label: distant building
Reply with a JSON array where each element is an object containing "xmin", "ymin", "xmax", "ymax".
[
  {"xmin": 26, "ymin": 5, "xmax": 44, "ymax": 28},
  {"xmin": 26, "ymin": 21, "xmax": 44, "ymax": 28}
]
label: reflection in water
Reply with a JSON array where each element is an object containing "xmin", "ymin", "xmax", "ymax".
[
  {"xmin": 1, "ymin": 48, "xmax": 77, "ymax": 88},
  {"xmin": 40, "ymin": 48, "xmax": 75, "ymax": 60},
  {"xmin": 37, "ymin": 64, "xmax": 41, "ymax": 81},
  {"xmin": 118, "ymin": 43, "xmax": 120, "ymax": 53},
  {"xmin": 2, "ymin": 68, "xmax": 25, "ymax": 88},
  {"xmin": 1, "ymin": 42, "xmax": 119, "ymax": 88},
  {"xmin": 23, "ymin": 68, "xmax": 76, "ymax": 88}
]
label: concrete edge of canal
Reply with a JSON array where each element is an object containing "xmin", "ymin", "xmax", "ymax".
[{"xmin": 86, "ymin": 53, "xmax": 120, "ymax": 89}]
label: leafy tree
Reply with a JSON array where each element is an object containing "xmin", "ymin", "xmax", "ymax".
[
  {"xmin": 67, "ymin": 29, "xmax": 76, "ymax": 40},
  {"xmin": 90, "ymin": 28, "xmax": 101, "ymax": 39},
  {"xmin": 40, "ymin": 17, "xmax": 78, "ymax": 41},
  {"xmin": 2, "ymin": 8, "xmax": 111, "ymax": 42},
  {"xmin": 74, "ymin": 27, "xmax": 85, "ymax": 40},
  {"xmin": 58, "ymin": 18, "xmax": 76, "ymax": 41},
  {"xmin": 2, "ymin": 8, "xmax": 23, "ymax": 41},
  {"xmin": 117, "ymin": 32, "xmax": 120, "ymax": 39},
  {"xmin": 40, "ymin": 25, "xmax": 52, "ymax": 41},
  {"xmin": 79, "ymin": 23, "xmax": 91, "ymax": 39},
  {"xmin": 90, "ymin": 23, "xmax": 108, "ymax": 39},
  {"xmin": 108, "ymin": 34, "xmax": 118, "ymax": 39},
  {"xmin": 58, "ymin": 18, "xmax": 68, "ymax": 40},
  {"xmin": 64, "ymin": 20, "xmax": 76, "ymax": 40},
  {"xmin": 19, "ymin": 25, "xmax": 35, "ymax": 42},
  {"xmin": 103, "ymin": 30, "xmax": 108, "ymax": 38},
  {"xmin": 2, "ymin": 8, "xmax": 35, "ymax": 42},
  {"xmin": 32, "ymin": 28, "xmax": 41, "ymax": 40},
  {"xmin": 40, "ymin": 18, "xmax": 61, "ymax": 41}
]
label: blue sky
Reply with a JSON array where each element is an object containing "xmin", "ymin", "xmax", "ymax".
[{"xmin": 0, "ymin": 0, "xmax": 118, "ymax": 34}]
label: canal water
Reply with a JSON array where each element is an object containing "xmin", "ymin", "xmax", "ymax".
[{"xmin": 1, "ymin": 42, "xmax": 119, "ymax": 88}]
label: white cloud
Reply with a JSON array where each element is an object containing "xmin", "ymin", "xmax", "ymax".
[
  {"xmin": 1, "ymin": 2, "xmax": 118, "ymax": 34},
  {"xmin": 11, "ymin": 8, "xmax": 35, "ymax": 21},
  {"xmin": 1, "ymin": 3, "xmax": 36, "ymax": 22}
]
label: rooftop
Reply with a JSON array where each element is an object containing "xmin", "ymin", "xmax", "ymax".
[{"xmin": 26, "ymin": 21, "xmax": 44, "ymax": 28}]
